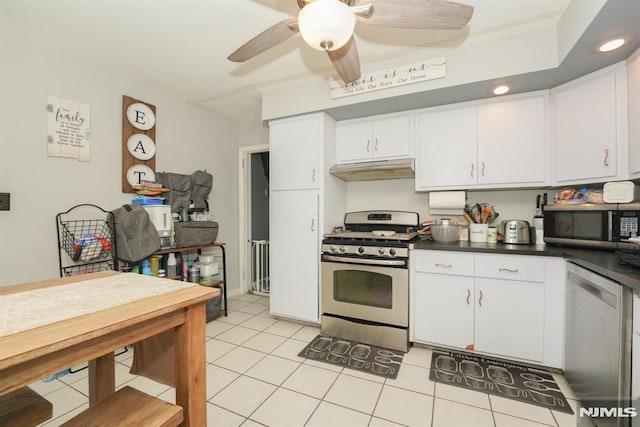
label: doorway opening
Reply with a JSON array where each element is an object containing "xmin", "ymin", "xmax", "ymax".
[{"xmin": 238, "ymin": 145, "xmax": 270, "ymax": 296}]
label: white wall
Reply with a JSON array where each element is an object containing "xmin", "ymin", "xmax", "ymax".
[
  {"xmin": 0, "ymin": 27, "xmax": 267, "ymax": 290},
  {"xmin": 346, "ymin": 179, "xmax": 546, "ymax": 227}
]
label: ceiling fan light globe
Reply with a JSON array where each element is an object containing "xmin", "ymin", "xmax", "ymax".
[{"xmin": 298, "ymin": 0, "xmax": 355, "ymax": 51}]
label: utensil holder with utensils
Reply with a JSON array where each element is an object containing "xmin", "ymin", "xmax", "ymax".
[{"xmin": 470, "ymin": 223, "xmax": 489, "ymax": 242}]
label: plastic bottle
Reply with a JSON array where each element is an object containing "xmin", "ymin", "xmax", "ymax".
[
  {"xmin": 142, "ymin": 259, "xmax": 153, "ymax": 276},
  {"xmin": 166, "ymin": 253, "xmax": 177, "ymax": 277},
  {"xmin": 182, "ymin": 258, "xmax": 189, "ymax": 281}
]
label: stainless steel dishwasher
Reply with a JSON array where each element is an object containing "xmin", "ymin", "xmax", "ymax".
[{"xmin": 565, "ymin": 262, "xmax": 633, "ymax": 427}]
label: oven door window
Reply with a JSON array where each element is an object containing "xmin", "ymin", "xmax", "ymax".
[{"xmin": 333, "ymin": 270, "xmax": 392, "ymax": 309}]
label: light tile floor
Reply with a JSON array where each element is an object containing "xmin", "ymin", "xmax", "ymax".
[{"xmin": 30, "ymin": 293, "xmax": 589, "ymax": 427}]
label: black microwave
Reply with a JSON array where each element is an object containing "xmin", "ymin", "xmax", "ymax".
[{"xmin": 544, "ymin": 202, "xmax": 640, "ymax": 249}]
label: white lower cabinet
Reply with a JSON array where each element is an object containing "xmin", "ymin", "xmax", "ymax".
[
  {"xmin": 473, "ymin": 278, "xmax": 544, "ymax": 362},
  {"xmin": 412, "ymin": 250, "xmax": 565, "ymax": 368},
  {"xmin": 269, "ymin": 189, "xmax": 320, "ymax": 323},
  {"xmin": 414, "ymin": 273, "xmax": 474, "ymax": 350}
]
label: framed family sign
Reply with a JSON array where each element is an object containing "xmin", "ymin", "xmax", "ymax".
[
  {"xmin": 122, "ymin": 96, "xmax": 156, "ymax": 193},
  {"xmin": 47, "ymin": 96, "xmax": 91, "ymax": 161}
]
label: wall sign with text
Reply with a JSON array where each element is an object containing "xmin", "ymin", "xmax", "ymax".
[
  {"xmin": 329, "ymin": 57, "xmax": 446, "ymax": 99},
  {"xmin": 122, "ymin": 96, "xmax": 156, "ymax": 193},
  {"xmin": 47, "ymin": 96, "xmax": 91, "ymax": 161}
]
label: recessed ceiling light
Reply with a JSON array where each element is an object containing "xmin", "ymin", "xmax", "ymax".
[
  {"xmin": 589, "ymin": 33, "xmax": 636, "ymax": 54},
  {"xmin": 598, "ymin": 37, "xmax": 626, "ymax": 52},
  {"xmin": 491, "ymin": 84, "xmax": 510, "ymax": 96}
]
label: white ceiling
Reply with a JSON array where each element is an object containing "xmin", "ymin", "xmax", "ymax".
[{"xmin": 2, "ymin": 0, "xmax": 639, "ymax": 124}]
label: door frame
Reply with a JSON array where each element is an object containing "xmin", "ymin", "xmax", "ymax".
[{"xmin": 238, "ymin": 144, "xmax": 269, "ymax": 294}]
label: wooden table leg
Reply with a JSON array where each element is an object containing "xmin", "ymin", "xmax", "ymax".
[
  {"xmin": 88, "ymin": 352, "xmax": 115, "ymax": 405},
  {"xmin": 175, "ymin": 302, "xmax": 207, "ymax": 426}
]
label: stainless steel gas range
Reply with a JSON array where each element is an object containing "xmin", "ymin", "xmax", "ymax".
[{"xmin": 321, "ymin": 210, "xmax": 419, "ymax": 352}]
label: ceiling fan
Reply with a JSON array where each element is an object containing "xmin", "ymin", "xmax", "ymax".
[{"xmin": 228, "ymin": 0, "xmax": 474, "ymax": 84}]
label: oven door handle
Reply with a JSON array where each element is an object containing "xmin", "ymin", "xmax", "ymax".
[{"xmin": 323, "ymin": 255, "xmax": 407, "ymax": 267}]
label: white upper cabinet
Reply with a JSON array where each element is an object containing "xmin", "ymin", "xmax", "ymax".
[
  {"xmin": 337, "ymin": 114, "xmax": 412, "ymax": 163},
  {"xmin": 628, "ymin": 51, "xmax": 640, "ymax": 178},
  {"xmin": 269, "ymin": 114, "xmax": 322, "ymax": 191},
  {"xmin": 415, "ymin": 93, "xmax": 549, "ymax": 191},
  {"xmin": 415, "ymin": 106, "xmax": 477, "ymax": 189},
  {"xmin": 477, "ymin": 95, "xmax": 548, "ymax": 186},
  {"xmin": 552, "ymin": 65, "xmax": 628, "ymax": 185}
]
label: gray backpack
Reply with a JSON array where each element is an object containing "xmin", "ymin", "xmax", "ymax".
[
  {"xmin": 156, "ymin": 170, "xmax": 213, "ymax": 213},
  {"xmin": 111, "ymin": 204, "xmax": 160, "ymax": 262},
  {"xmin": 155, "ymin": 172, "xmax": 192, "ymax": 214}
]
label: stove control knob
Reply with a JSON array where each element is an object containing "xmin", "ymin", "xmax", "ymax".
[
  {"xmin": 329, "ymin": 245, "xmax": 338, "ymax": 253},
  {"xmin": 389, "ymin": 248, "xmax": 397, "ymax": 257},
  {"xmin": 339, "ymin": 246, "xmax": 346, "ymax": 254},
  {"xmin": 357, "ymin": 247, "xmax": 365, "ymax": 255},
  {"xmin": 378, "ymin": 248, "xmax": 386, "ymax": 256}
]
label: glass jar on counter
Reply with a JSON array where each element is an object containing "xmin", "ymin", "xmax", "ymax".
[{"xmin": 487, "ymin": 226, "xmax": 498, "ymax": 244}]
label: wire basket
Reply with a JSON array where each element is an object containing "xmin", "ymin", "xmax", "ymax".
[
  {"xmin": 59, "ymin": 218, "xmax": 114, "ymax": 262},
  {"xmin": 61, "ymin": 260, "xmax": 115, "ymax": 277}
]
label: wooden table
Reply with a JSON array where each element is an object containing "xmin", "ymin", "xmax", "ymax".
[{"xmin": 0, "ymin": 271, "xmax": 218, "ymax": 426}]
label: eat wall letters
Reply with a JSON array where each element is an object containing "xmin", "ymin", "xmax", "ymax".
[{"xmin": 122, "ymin": 95, "xmax": 156, "ymax": 193}]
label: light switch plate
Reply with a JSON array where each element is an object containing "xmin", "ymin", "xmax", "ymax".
[{"xmin": 0, "ymin": 193, "xmax": 10, "ymax": 211}]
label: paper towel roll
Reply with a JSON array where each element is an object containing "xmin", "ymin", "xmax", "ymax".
[{"xmin": 429, "ymin": 191, "xmax": 466, "ymax": 215}]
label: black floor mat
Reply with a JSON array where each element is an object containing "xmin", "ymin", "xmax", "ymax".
[
  {"xmin": 429, "ymin": 349, "xmax": 573, "ymax": 414},
  {"xmin": 298, "ymin": 335, "xmax": 404, "ymax": 380}
]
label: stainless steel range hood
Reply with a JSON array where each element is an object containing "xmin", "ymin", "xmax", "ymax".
[{"xmin": 329, "ymin": 159, "xmax": 414, "ymax": 182}]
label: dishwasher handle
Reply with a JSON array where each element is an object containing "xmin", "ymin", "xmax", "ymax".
[{"xmin": 568, "ymin": 270, "xmax": 618, "ymax": 309}]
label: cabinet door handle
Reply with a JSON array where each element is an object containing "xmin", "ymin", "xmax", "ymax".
[
  {"xmin": 481, "ymin": 161, "xmax": 486, "ymax": 177},
  {"xmin": 466, "ymin": 289, "xmax": 471, "ymax": 305},
  {"xmin": 311, "ymin": 219, "xmax": 315, "ymax": 231},
  {"xmin": 375, "ymin": 139, "xmax": 379, "ymax": 151},
  {"xmin": 312, "ymin": 169, "xmax": 316, "ymax": 182},
  {"xmin": 499, "ymin": 268, "xmax": 519, "ymax": 273},
  {"xmin": 478, "ymin": 290, "xmax": 483, "ymax": 307},
  {"xmin": 367, "ymin": 139, "xmax": 371, "ymax": 152},
  {"xmin": 435, "ymin": 263, "xmax": 452, "ymax": 269},
  {"xmin": 604, "ymin": 148, "xmax": 610, "ymax": 167},
  {"xmin": 470, "ymin": 163, "xmax": 475, "ymax": 178}
]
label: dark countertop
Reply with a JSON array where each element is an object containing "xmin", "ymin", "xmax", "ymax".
[{"xmin": 413, "ymin": 239, "xmax": 640, "ymax": 293}]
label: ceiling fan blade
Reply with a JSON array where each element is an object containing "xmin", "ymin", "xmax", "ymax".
[
  {"xmin": 228, "ymin": 18, "xmax": 299, "ymax": 62},
  {"xmin": 327, "ymin": 36, "xmax": 361, "ymax": 84},
  {"xmin": 362, "ymin": 0, "xmax": 473, "ymax": 29}
]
